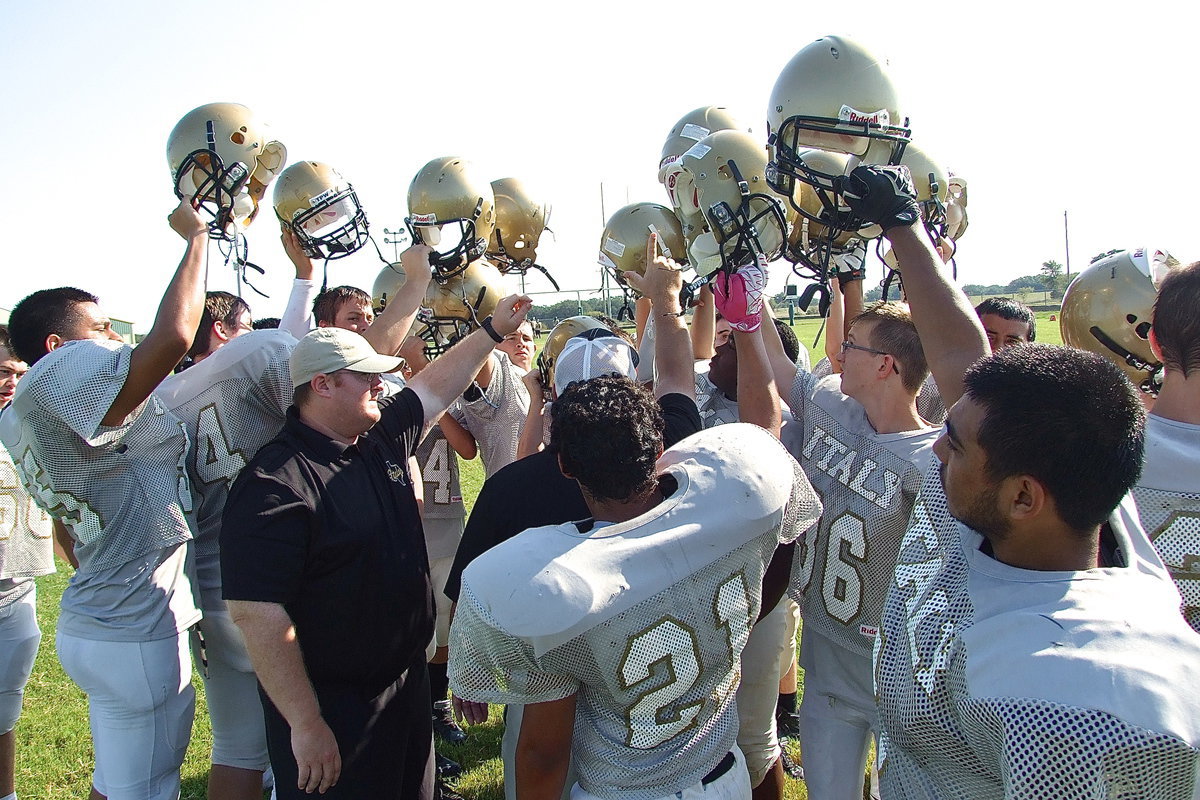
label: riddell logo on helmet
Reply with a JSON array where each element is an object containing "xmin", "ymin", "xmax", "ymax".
[
  {"xmin": 838, "ymin": 105, "xmax": 891, "ymax": 128},
  {"xmin": 410, "ymin": 213, "xmax": 437, "ymax": 225}
]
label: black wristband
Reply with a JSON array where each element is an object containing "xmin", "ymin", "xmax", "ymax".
[{"xmin": 480, "ymin": 315, "xmax": 504, "ymax": 343}]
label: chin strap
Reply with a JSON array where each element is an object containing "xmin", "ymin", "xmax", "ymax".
[{"xmin": 218, "ymin": 232, "xmax": 269, "ymax": 299}]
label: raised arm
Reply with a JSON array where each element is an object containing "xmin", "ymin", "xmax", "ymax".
[
  {"xmin": 622, "ymin": 233, "xmax": 693, "ymax": 400},
  {"xmin": 690, "ymin": 284, "xmax": 718, "ymax": 360},
  {"xmin": 839, "ymin": 166, "xmax": 987, "ymax": 408},
  {"xmin": 279, "ymin": 225, "xmax": 318, "ymax": 338},
  {"xmin": 101, "ymin": 199, "xmax": 208, "ymax": 427},
  {"xmin": 408, "ymin": 294, "xmax": 532, "ymax": 435},
  {"xmin": 364, "ymin": 246, "xmax": 433, "ymax": 357}
]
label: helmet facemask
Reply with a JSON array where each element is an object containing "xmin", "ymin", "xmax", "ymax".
[
  {"xmin": 699, "ymin": 158, "xmax": 788, "ymax": 275},
  {"xmin": 173, "ymin": 147, "xmax": 255, "ymax": 240},
  {"xmin": 289, "ymin": 185, "xmax": 370, "ymax": 260},
  {"xmin": 405, "ymin": 197, "xmax": 487, "ymax": 282}
]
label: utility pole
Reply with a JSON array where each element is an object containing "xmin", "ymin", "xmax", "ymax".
[{"xmin": 382, "ymin": 227, "xmax": 407, "ymax": 263}]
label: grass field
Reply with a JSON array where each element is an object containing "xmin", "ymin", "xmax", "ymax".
[{"xmin": 18, "ymin": 309, "xmax": 1058, "ymax": 798}]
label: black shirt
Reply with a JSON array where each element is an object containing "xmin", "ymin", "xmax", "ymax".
[
  {"xmin": 443, "ymin": 392, "xmax": 702, "ymax": 602},
  {"xmin": 221, "ymin": 389, "xmax": 432, "ymax": 698}
]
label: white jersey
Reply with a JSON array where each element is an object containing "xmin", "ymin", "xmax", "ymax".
[
  {"xmin": 450, "ymin": 350, "xmax": 529, "ymax": 478},
  {"xmin": 0, "ymin": 339, "xmax": 200, "ymax": 639},
  {"xmin": 450, "ymin": 425, "xmax": 821, "ymax": 800},
  {"xmin": 1133, "ymin": 413, "xmax": 1200, "ymax": 633},
  {"xmin": 785, "ymin": 369, "xmax": 936, "ymax": 659},
  {"xmin": 694, "ymin": 369, "xmax": 739, "ymax": 428},
  {"xmin": 0, "ymin": 415, "xmax": 53, "ymax": 584},
  {"xmin": 415, "ymin": 425, "xmax": 464, "ymax": 562},
  {"xmin": 807, "ymin": 358, "xmax": 945, "ymax": 423},
  {"xmin": 875, "ymin": 462, "xmax": 1200, "ymax": 799},
  {"xmin": 157, "ymin": 330, "xmax": 295, "ymax": 609}
]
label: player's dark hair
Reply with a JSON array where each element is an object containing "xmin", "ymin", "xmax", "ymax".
[
  {"xmin": 774, "ymin": 319, "xmax": 801, "ymax": 364},
  {"xmin": 964, "ymin": 343, "xmax": 1145, "ymax": 533},
  {"xmin": 974, "ymin": 297, "xmax": 1036, "ymax": 342},
  {"xmin": 189, "ymin": 291, "xmax": 252, "ymax": 358},
  {"xmin": 253, "ymin": 317, "xmax": 281, "ymax": 330},
  {"xmin": 1153, "ymin": 261, "xmax": 1200, "ymax": 377},
  {"xmin": 0, "ymin": 324, "xmax": 10, "ymax": 356},
  {"xmin": 551, "ymin": 374, "xmax": 663, "ymax": 503},
  {"xmin": 313, "ymin": 286, "xmax": 371, "ymax": 326},
  {"xmin": 7, "ymin": 287, "xmax": 100, "ymax": 365},
  {"xmin": 850, "ymin": 301, "xmax": 928, "ymax": 394}
]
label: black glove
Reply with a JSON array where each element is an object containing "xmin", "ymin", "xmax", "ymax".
[{"xmin": 836, "ymin": 165, "xmax": 921, "ymax": 231}]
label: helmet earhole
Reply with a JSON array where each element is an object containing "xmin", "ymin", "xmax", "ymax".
[{"xmin": 1135, "ymin": 322, "xmax": 1152, "ymax": 339}]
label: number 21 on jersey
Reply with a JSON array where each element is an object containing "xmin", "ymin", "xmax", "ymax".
[{"xmin": 618, "ymin": 571, "xmax": 754, "ymax": 749}]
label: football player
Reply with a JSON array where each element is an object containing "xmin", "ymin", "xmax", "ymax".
[
  {"xmin": 0, "ymin": 200, "xmax": 209, "ymax": 800},
  {"xmin": 974, "ymin": 297, "xmax": 1034, "ymax": 351},
  {"xmin": 157, "ymin": 294, "xmax": 295, "ymax": 800},
  {"xmin": 449, "ymin": 381, "xmax": 821, "ymax": 800},
  {"xmin": 1135, "ymin": 260, "xmax": 1200, "ymax": 632},
  {"xmin": 838, "ymin": 167, "xmax": 1200, "ymax": 797},
  {"xmin": 777, "ymin": 165, "xmax": 979, "ymax": 800},
  {"xmin": 0, "ymin": 325, "xmax": 53, "ymax": 800},
  {"xmin": 445, "ymin": 235, "xmax": 702, "ymax": 800}
]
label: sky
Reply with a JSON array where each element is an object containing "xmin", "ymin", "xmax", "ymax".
[{"xmin": 2, "ymin": 0, "xmax": 1194, "ymax": 329}]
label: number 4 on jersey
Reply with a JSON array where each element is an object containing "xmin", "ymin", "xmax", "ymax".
[{"xmin": 194, "ymin": 404, "xmax": 247, "ymax": 485}]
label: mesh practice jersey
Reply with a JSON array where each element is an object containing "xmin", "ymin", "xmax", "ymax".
[
  {"xmin": 158, "ymin": 330, "xmax": 295, "ymax": 607},
  {"xmin": 694, "ymin": 370, "xmax": 739, "ymax": 427},
  {"xmin": 807, "ymin": 359, "xmax": 945, "ymax": 423},
  {"xmin": 415, "ymin": 424, "xmax": 464, "ymax": 561},
  {"xmin": 786, "ymin": 370, "xmax": 936, "ymax": 658},
  {"xmin": 875, "ymin": 463, "xmax": 1200, "ymax": 799},
  {"xmin": 1133, "ymin": 413, "xmax": 1200, "ymax": 633},
  {"xmin": 0, "ymin": 340, "xmax": 194, "ymax": 573},
  {"xmin": 449, "ymin": 350, "xmax": 530, "ymax": 478},
  {"xmin": 450, "ymin": 424, "xmax": 821, "ymax": 800},
  {"xmin": 0, "ymin": 420, "xmax": 53, "ymax": 583}
]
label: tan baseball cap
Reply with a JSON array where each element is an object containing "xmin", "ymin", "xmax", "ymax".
[{"xmin": 290, "ymin": 327, "xmax": 403, "ymax": 388}]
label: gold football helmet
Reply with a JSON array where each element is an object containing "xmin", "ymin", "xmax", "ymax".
[
  {"xmin": 406, "ymin": 157, "xmax": 495, "ymax": 281},
  {"xmin": 598, "ymin": 202, "xmax": 687, "ymax": 285},
  {"xmin": 418, "ymin": 260, "xmax": 510, "ymax": 358},
  {"xmin": 488, "ymin": 177, "xmax": 551, "ymax": 273},
  {"xmin": 676, "ymin": 130, "xmax": 790, "ymax": 276},
  {"xmin": 1060, "ymin": 248, "xmax": 1181, "ymax": 394},
  {"xmin": 167, "ymin": 102, "xmax": 287, "ymax": 238},
  {"xmin": 371, "ymin": 262, "xmax": 407, "ymax": 312},
  {"xmin": 536, "ymin": 315, "xmax": 610, "ymax": 392},
  {"xmin": 766, "ymin": 36, "xmax": 909, "ymax": 236},
  {"xmin": 944, "ymin": 175, "xmax": 969, "ymax": 242},
  {"xmin": 659, "ymin": 107, "xmax": 745, "ymax": 233},
  {"xmin": 273, "ymin": 161, "xmax": 369, "ymax": 260}
]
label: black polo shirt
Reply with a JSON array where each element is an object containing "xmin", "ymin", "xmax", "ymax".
[
  {"xmin": 443, "ymin": 392, "xmax": 702, "ymax": 602},
  {"xmin": 221, "ymin": 388, "xmax": 433, "ymax": 698}
]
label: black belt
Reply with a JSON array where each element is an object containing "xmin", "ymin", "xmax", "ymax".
[{"xmin": 702, "ymin": 751, "xmax": 736, "ymax": 786}]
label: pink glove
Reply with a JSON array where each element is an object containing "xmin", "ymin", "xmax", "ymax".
[{"xmin": 712, "ymin": 256, "xmax": 768, "ymax": 332}]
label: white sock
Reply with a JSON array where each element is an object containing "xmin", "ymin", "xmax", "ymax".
[{"xmin": 2, "ymin": 791, "xmax": 18, "ymax": 800}]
